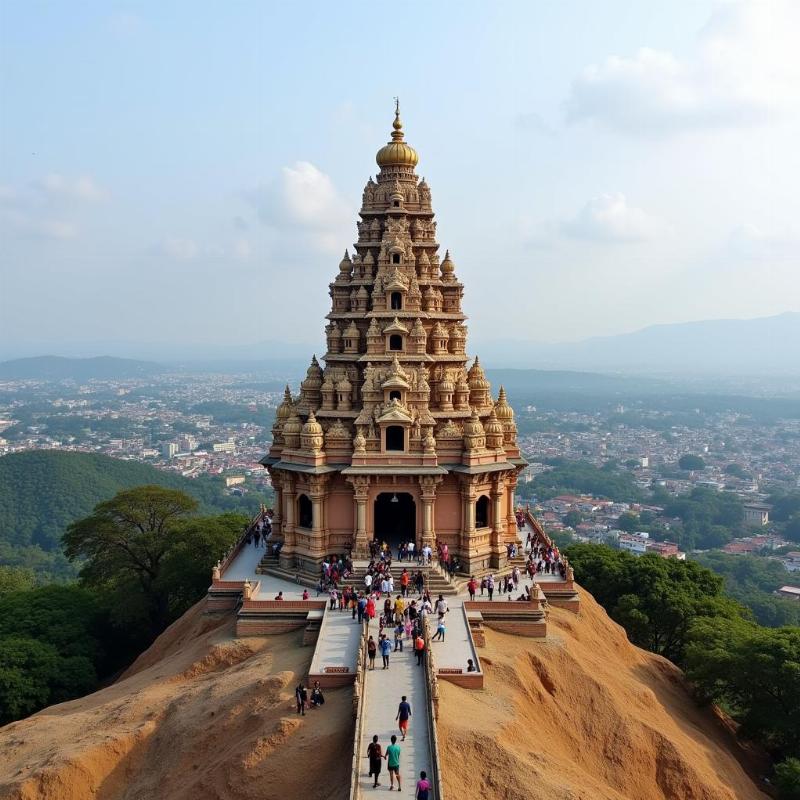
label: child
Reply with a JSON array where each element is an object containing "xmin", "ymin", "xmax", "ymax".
[
  {"xmin": 394, "ymin": 622, "xmax": 404, "ymax": 652},
  {"xmin": 416, "ymin": 770, "xmax": 431, "ymax": 800},
  {"xmin": 432, "ymin": 614, "xmax": 446, "ymax": 641}
]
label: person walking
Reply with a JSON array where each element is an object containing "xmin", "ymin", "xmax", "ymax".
[
  {"xmin": 432, "ymin": 614, "xmax": 446, "ymax": 641},
  {"xmin": 365, "ymin": 595, "xmax": 376, "ymax": 626},
  {"xmin": 367, "ymin": 735, "xmax": 382, "ymax": 788},
  {"xmin": 367, "ymin": 635, "xmax": 377, "ymax": 670},
  {"xmin": 357, "ymin": 593, "xmax": 366, "ymax": 624},
  {"xmin": 394, "ymin": 621, "xmax": 404, "ymax": 652},
  {"xmin": 487, "ymin": 573, "xmax": 495, "ymax": 601},
  {"xmin": 415, "ymin": 770, "xmax": 431, "ymax": 800},
  {"xmin": 295, "ymin": 682, "xmax": 307, "ymax": 716},
  {"xmin": 467, "ymin": 575, "xmax": 478, "ymax": 601},
  {"xmin": 384, "ymin": 734, "xmax": 402, "ymax": 791},
  {"xmin": 396, "ymin": 695, "xmax": 412, "ymax": 741},
  {"xmin": 380, "ymin": 633, "xmax": 392, "ymax": 669},
  {"xmin": 414, "ymin": 632, "xmax": 425, "ymax": 666}
]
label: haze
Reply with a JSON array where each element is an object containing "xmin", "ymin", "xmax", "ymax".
[{"xmin": 1, "ymin": 0, "xmax": 798, "ymax": 356}]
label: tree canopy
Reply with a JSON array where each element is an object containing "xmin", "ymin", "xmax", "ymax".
[{"xmin": 678, "ymin": 454, "xmax": 706, "ymax": 471}]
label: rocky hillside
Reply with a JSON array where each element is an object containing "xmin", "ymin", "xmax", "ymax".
[
  {"xmin": 438, "ymin": 592, "xmax": 768, "ymax": 800},
  {"xmin": 0, "ymin": 590, "xmax": 769, "ymax": 800},
  {"xmin": 0, "ymin": 604, "xmax": 352, "ymax": 800}
]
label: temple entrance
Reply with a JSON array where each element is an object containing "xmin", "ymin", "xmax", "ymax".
[{"xmin": 373, "ymin": 492, "xmax": 416, "ymax": 549}]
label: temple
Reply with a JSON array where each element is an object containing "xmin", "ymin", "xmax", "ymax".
[{"xmin": 261, "ymin": 104, "xmax": 526, "ymax": 574}]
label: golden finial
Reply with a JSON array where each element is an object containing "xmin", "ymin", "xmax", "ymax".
[
  {"xmin": 392, "ymin": 97, "xmax": 403, "ymax": 138},
  {"xmin": 376, "ymin": 99, "xmax": 418, "ymax": 168}
]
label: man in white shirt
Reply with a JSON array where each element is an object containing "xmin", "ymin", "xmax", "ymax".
[
  {"xmin": 364, "ymin": 573, "xmax": 373, "ymax": 591},
  {"xmin": 435, "ymin": 595, "xmax": 448, "ymax": 616}
]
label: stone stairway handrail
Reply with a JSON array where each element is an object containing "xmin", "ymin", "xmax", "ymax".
[
  {"xmin": 348, "ymin": 624, "xmax": 370, "ymax": 800},
  {"xmin": 421, "ymin": 615, "xmax": 445, "ymax": 800}
]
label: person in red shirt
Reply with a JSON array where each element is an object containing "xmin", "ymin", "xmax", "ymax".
[{"xmin": 467, "ymin": 575, "xmax": 478, "ymax": 600}]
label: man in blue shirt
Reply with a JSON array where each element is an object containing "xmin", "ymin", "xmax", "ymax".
[
  {"xmin": 379, "ymin": 633, "xmax": 392, "ymax": 668},
  {"xmin": 396, "ymin": 695, "xmax": 412, "ymax": 740}
]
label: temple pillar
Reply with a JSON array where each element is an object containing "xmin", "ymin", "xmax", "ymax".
[
  {"xmin": 490, "ymin": 475, "xmax": 505, "ymax": 569},
  {"xmin": 267, "ymin": 468, "xmax": 283, "ymax": 542},
  {"xmin": 308, "ymin": 475, "xmax": 328, "ymax": 560},
  {"xmin": 419, "ymin": 475, "xmax": 442, "ymax": 553},
  {"xmin": 347, "ymin": 476, "xmax": 370, "ymax": 558},
  {"xmin": 505, "ymin": 472, "xmax": 519, "ymax": 544},
  {"xmin": 460, "ymin": 477, "xmax": 477, "ymax": 568},
  {"xmin": 279, "ymin": 475, "xmax": 296, "ymax": 570}
]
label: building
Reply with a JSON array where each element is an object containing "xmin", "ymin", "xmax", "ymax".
[
  {"xmin": 161, "ymin": 442, "xmax": 178, "ymax": 459},
  {"xmin": 743, "ymin": 503, "xmax": 769, "ymax": 526},
  {"xmin": 262, "ymin": 105, "xmax": 526, "ymax": 573},
  {"xmin": 776, "ymin": 586, "xmax": 800, "ymax": 601},
  {"xmin": 212, "ymin": 441, "xmax": 236, "ymax": 454},
  {"xmin": 618, "ymin": 532, "xmax": 649, "ymax": 555}
]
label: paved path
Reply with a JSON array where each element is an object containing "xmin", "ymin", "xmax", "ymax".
[
  {"xmin": 359, "ymin": 639, "xmax": 432, "ymax": 797},
  {"xmin": 224, "ymin": 544, "xmax": 361, "ymax": 670}
]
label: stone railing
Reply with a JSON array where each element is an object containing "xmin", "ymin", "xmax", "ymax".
[
  {"xmin": 421, "ymin": 616, "xmax": 445, "ymax": 800},
  {"xmin": 348, "ymin": 625, "xmax": 370, "ymax": 800},
  {"xmin": 213, "ymin": 507, "xmax": 270, "ymax": 581}
]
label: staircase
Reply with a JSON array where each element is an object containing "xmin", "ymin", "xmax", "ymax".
[{"xmin": 342, "ymin": 563, "xmax": 458, "ymax": 596}]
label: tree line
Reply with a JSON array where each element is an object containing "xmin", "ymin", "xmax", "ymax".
[
  {"xmin": 0, "ymin": 486, "xmax": 246, "ymax": 724},
  {"xmin": 565, "ymin": 543, "xmax": 800, "ymax": 798}
]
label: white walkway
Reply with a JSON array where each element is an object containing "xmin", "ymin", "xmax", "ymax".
[
  {"xmin": 359, "ymin": 641, "xmax": 432, "ymax": 796},
  {"xmin": 224, "ymin": 544, "xmax": 361, "ymax": 671}
]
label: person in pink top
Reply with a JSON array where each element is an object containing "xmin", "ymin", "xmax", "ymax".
[{"xmin": 415, "ymin": 770, "xmax": 431, "ymax": 800}]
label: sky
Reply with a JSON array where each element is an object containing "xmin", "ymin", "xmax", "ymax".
[{"xmin": 1, "ymin": 0, "xmax": 799, "ymax": 358}]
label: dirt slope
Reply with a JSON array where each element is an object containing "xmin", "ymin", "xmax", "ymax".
[
  {"xmin": 0, "ymin": 602, "xmax": 351, "ymax": 800},
  {"xmin": 438, "ymin": 591, "xmax": 768, "ymax": 800}
]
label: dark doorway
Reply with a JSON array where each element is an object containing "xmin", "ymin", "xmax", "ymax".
[
  {"xmin": 374, "ymin": 492, "xmax": 415, "ymax": 547},
  {"xmin": 476, "ymin": 495, "xmax": 490, "ymax": 528},
  {"xmin": 298, "ymin": 494, "xmax": 313, "ymax": 528},
  {"xmin": 386, "ymin": 425, "xmax": 405, "ymax": 451},
  {"xmin": 389, "ymin": 334, "xmax": 403, "ymax": 351}
]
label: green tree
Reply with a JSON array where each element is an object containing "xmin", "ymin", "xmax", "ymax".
[
  {"xmin": 562, "ymin": 509, "xmax": 582, "ymax": 528},
  {"xmin": 685, "ymin": 618, "xmax": 800, "ymax": 756},
  {"xmin": 565, "ymin": 543, "xmax": 743, "ymax": 663},
  {"xmin": 0, "ymin": 637, "xmax": 58, "ymax": 724},
  {"xmin": 679, "ymin": 454, "xmax": 706, "ymax": 471},
  {"xmin": 617, "ymin": 512, "xmax": 640, "ymax": 533},
  {"xmin": 0, "ymin": 565, "xmax": 36, "ymax": 596},
  {"xmin": 775, "ymin": 758, "xmax": 800, "ymax": 799},
  {"xmin": 64, "ymin": 486, "xmax": 198, "ymax": 634}
]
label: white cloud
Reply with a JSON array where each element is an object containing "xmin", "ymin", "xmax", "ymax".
[
  {"xmin": 561, "ymin": 193, "xmax": 665, "ymax": 243},
  {"xmin": 158, "ymin": 236, "xmax": 252, "ymax": 262},
  {"xmin": 246, "ymin": 161, "xmax": 352, "ymax": 254},
  {"xmin": 566, "ymin": 0, "xmax": 800, "ymax": 134},
  {"xmin": 1, "ymin": 209, "xmax": 77, "ymax": 240},
  {"xmin": 727, "ymin": 223, "xmax": 800, "ymax": 260},
  {"xmin": 36, "ymin": 174, "xmax": 107, "ymax": 202},
  {"xmin": 161, "ymin": 237, "xmax": 199, "ymax": 261}
]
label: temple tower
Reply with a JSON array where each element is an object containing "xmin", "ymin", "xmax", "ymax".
[{"xmin": 262, "ymin": 104, "xmax": 526, "ymax": 572}]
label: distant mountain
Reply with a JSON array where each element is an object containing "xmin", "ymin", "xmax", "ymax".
[
  {"xmin": 485, "ymin": 368, "xmax": 663, "ymax": 395},
  {"xmin": 0, "ymin": 355, "xmax": 166, "ymax": 381},
  {"xmin": 474, "ymin": 312, "xmax": 800, "ymax": 375}
]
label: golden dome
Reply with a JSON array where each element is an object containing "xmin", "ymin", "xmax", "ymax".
[{"xmin": 376, "ymin": 102, "xmax": 419, "ymax": 169}]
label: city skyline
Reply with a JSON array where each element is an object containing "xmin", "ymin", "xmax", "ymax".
[{"xmin": 1, "ymin": 0, "xmax": 798, "ymax": 352}]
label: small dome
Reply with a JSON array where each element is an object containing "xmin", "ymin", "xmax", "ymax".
[
  {"xmin": 336, "ymin": 376, "xmax": 352, "ymax": 391},
  {"xmin": 339, "ymin": 250, "xmax": 352, "ymax": 275},
  {"xmin": 276, "ymin": 385, "xmax": 293, "ymax": 420},
  {"xmin": 485, "ymin": 408, "xmax": 504, "ymax": 436},
  {"xmin": 302, "ymin": 410, "xmax": 323, "ymax": 436},
  {"xmin": 440, "ymin": 250, "xmax": 455, "ymax": 278},
  {"xmin": 494, "ymin": 386, "xmax": 514, "ymax": 421},
  {"xmin": 283, "ymin": 412, "xmax": 302, "ymax": 436},
  {"xmin": 376, "ymin": 104, "xmax": 419, "ymax": 168}
]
